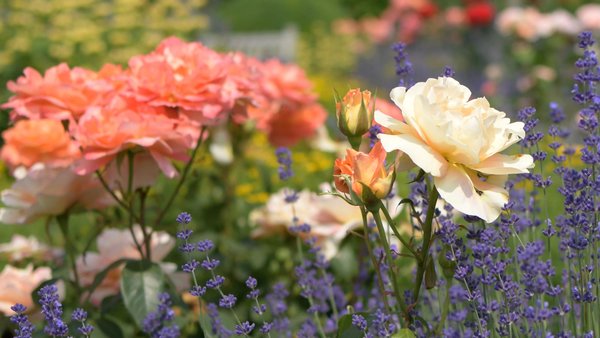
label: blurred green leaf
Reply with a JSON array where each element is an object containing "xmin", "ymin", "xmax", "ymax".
[
  {"xmin": 94, "ymin": 317, "xmax": 124, "ymax": 338},
  {"xmin": 119, "ymin": 260, "xmax": 165, "ymax": 328},
  {"xmin": 391, "ymin": 328, "xmax": 416, "ymax": 338}
]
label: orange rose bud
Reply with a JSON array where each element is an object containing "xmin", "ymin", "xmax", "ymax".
[
  {"xmin": 335, "ymin": 88, "xmax": 373, "ymax": 140},
  {"xmin": 333, "ymin": 142, "xmax": 394, "ymax": 204}
]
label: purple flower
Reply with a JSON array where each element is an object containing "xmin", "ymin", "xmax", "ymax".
[
  {"xmin": 234, "ymin": 321, "xmax": 255, "ymax": 335},
  {"xmin": 38, "ymin": 284, "xmax": 68, "ymax": 337},
  {"xmin": 351, "ymin": 314, "xmax": 368, "ymax": 331},
  {"xmin": 176, "ymin": 212, "xmax": 192, "ymax": 225},
  {"xmin": 142, "ymin": 293, "xmax": 179, "ymax": 338},
  {"xmin": 219, "ymin": 294, "xmax": 237, "ymax": 309},
  {"xmin": 10, "ymin": 304, "xmax": 34, "ymax": 338},
  {"xmin": 276, "ymin": 147, "xmax": 294, "ymax": 181}
]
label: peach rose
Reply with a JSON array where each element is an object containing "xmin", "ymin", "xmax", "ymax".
[
  {"xmin": 577, "ymin": 4, "xmax": 600, "ymax": 30},
  {"xmin": 336, "ymin": 88, "xmax": 373, "ymax": 137},
  {"xmin": 127, "ymin": 37, "xmax": 240, "ymax": 125},
  {"xmin": 2, "ymin": 63, "xmax": 122, "ymax": 121},
  {"xmin": 76, "ymin": 226, "xmax": 183, "ymax": 305},
  {"xmin": 263, "ymin": 103, "xmax": 327, "ymax": 147},
  {"xmin": 334, "ymin": 142, "xmax": 395, "ymax": 203},
  {"xmin": 0, "ymin": 264, "xmax": 52, "ymax": 315},
  {"xmin": 72, "ymin": 96, "xmax": 198, "ymax": 178},
  {"xmin": 249, "ymin": 59, "xmax": 326, "ymax": 147},
  {"xmin": 1, "ymin": 119, "xmax": 80, "ymax": 170},
  {"xmin": 0, "ymin": 164, "xmax": 114, "ymax": 224},
  {"xmin": 375, "ymin": 77, "xmax": 534, "ymax": 222}
]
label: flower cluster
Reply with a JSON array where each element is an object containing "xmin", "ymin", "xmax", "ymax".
[{"xmin": 0, "ymin": 36, "xmax": 326, "ymax": 225}]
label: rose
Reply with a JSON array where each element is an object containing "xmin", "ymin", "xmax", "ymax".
[
  {"xmin": 0, "ymin": 164, "xmax": 114, "ymax": 224},
  {"xmin": 375, "ymin": 77, "xmax": 534, "ymax": 222},
  {"xmin": 76, "ymin": 226, "xmax": 185, "ymax": 305},
  {"xmin": 0, "ymin": 264, "xmax": 52, "ymax": 315},
  {"xmin": 334, "ymin": 142, "xmax": 395, "ymax": 204},
  {"xmin": 335, "ymin": 88, "xmax": 373, "ymax": 138},
  {"xmin": 1, "ymin": 119, "xmax": 80, "ymax": 170}
]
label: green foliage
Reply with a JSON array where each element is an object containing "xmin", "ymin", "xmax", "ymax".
[
  {"xmin": 119, "ymin": 260, "xmax": 166, "ymax": 329},
  {"xmin": 217, "ymin": 0, "xmax": 347, "ymax": 32}
]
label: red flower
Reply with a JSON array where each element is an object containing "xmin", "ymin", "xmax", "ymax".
[{"xmin": 465, "ymin": 2, "xmax": 495, "ymax": 26}]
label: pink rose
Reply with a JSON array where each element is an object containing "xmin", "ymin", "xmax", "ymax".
[{"xmin": 0, "ymin": 264, "xmax": 52, "ymax": 315}]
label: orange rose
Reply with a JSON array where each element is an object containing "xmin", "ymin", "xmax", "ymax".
[
  {"xmin": 1, "ymin": 119, "xmax": 80, "ymax": 170},
  {"xmin": 72, "ymin": 96, "xmax": 198, "ymax": 178},
  {"xmin": 2, "ymin": 63, "xmax": 122, "ymax": 121},
  {"xmin": 334, "ymin": 142, "xmax": 394, "ymax": 203},
  {"xmin": 248, "ymin": 59, "xmax": 326, "ymax": 147}
]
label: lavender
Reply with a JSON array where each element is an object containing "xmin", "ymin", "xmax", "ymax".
[
  {"xmin": 38, "ymin": 284, "xmax": 68, "ymax": 337},
  {"xmin": 392, "ymin": 42, "xmax": 413, "ymax": 87},
  {"xmin": 142, "ymin": 293, "xmax": 180, "ymax": 338},
  {"xmin": 10, "ymin": 304, "xmax": 34, "ymax": 338},
  {"xmin": 71, "ymin": 308, "xmax": 94, "ymax": 337},
  {"xmin": 275, "ymin": 147, "xmax": 294, "ymax": 181}
]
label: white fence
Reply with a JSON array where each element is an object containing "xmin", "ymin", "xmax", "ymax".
[{"xmin": 200, "ymin": 25, "xmax": 298, "ymax": 62}]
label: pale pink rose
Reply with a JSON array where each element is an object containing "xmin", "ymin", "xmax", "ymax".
[
  {"xmin": 0, "ymin": 235, "xmax": 61, "ymax": 262},
  {"xmin": 0, "ymin": 264, "xmax": 52, "ymax": 315},
  {"xmin": 2, "ymin": 63, "xmax": 122, "ymax": 121},
  {"xmin": 248, "ymin": 59, "xmax": 326, "ymax": 147},
  {"xmin": 445, "ymin": 6, "xmax": 466, "ymax": 27},
  {"xmin": 397, "ymin": 12, "xmax": 424, "ymax": 43},
  {"xmin": 361, "ymin": 17, "xmax": 393, "ymax": 43},
  {"xmin": 72, "ymin": 96, "xmax": 198, "ymax": 178},
  {"xmin": 577, "ymin": 4, "xmax": 600, "ymax": 30},
  {"xmin": 0, "ymin": 164, "xmax": 114, "ymax": 224},
  {"xmin": 496, "ymin": 7, "xmax": 542, "ymax": 41},
  {"xmin": 547, "ymin": 10, "xmax": 582, "ymax": 36},
  {"xmin": 76, "ymin": 226, "xmax": 183, "ymax": 305},
  {"xmin": 375, "ymin": 77, "xmax": 534, "ymax": 222},
  {"xmin": 250, "ymin": 185, "xmax": 402, "ymax": 259},
  {"xmin": 1, "ymin": 119, "xmax": 81, "ymax": 171}
]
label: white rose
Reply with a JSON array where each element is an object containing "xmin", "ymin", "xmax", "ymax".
[{"xmin": 375, "ymin": 77, "xmax": 534, "ymax": 222}]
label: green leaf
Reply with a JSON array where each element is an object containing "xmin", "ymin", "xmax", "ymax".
[
  {"xmin": 391, "ymin": 328, "xmax": 416, "ymax": 338},
  {"xmin": 94, "ymin": 317, "xmax": 124, "ymax": 338},
  {"xmin": 336, "ymin": 312, "xmax": 368, "ymax": 338},
  {"xmin": 119, "ymin": 260, "xmax": 165, "ymax": 328}
]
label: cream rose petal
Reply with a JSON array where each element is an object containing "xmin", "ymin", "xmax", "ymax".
[
  {"xmin": 374, "ymin": 110, "xmax": 405, "ymax": 131},
  {"xmin": 378, "ymin": 133, "xmax": 448, "ymax": 177},
  {"xmin": 434, "ymin": 164, "xmax": 505, "ymax": 223},
  {"xmin": 470, "ymin": 153, "xmax": 534, "ymax": 175}
]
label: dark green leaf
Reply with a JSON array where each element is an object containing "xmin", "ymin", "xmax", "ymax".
[
  {"xmin": 95, "ymin": 317, "xmax": 124, "ymax": 338},
  {"xmin": 120, "ymin": 260, "xmax": 165, "ymax": 328}
]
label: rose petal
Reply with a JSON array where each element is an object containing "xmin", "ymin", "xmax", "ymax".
[
  {"xmin": 378, "ymin": 133, "xmax": 448, "ymax": 177},
  {"xmin": 434, "ymin": 164, "xmax": 506, "ymax": 223},
  {"xmin": 470, "ymin": 153, "xmax": 534, "ymax": 175}
]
